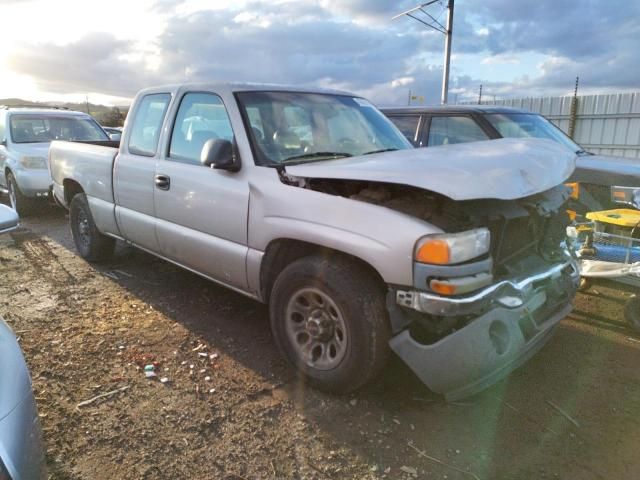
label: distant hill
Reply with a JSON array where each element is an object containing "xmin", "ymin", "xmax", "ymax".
[{"xmin": 0, "ymin": 98, "xmax": 130, "ymax": 127}]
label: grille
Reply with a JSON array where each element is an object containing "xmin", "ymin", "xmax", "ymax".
[{"xmin": 489, "ymin": 215, "xmax": 543, "ymax": 268}]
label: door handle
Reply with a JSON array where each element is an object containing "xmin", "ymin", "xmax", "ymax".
[{"xmin": 154, "ymin": 174, "xmax": 170, "ymax": 190}]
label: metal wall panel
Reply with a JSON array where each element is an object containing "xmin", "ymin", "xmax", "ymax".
[{"xmin": 473, "ymin": 92, "xmax": 640, "ymax": 158}]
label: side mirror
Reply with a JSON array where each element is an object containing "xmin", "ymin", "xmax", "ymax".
[
  {"xmin": 108, "ymin": 133, "xmax": 121, "ymax": 142},
  {"xmin": 0, "ymin": 204, "xmax": 19, "ymax": 234},
  {"xmin": 200, "ymin": 139, "xmax": 239, "ymax": 171}
]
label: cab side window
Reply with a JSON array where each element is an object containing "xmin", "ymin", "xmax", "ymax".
[
  {"xmin": 387, "ymin": 115, "xmax": 421, "ymax": 146},
  {"xmin": 0, "ymin": 114, "xmax": 5, "ymax": 142},
  {"xmin": 427, "ymin": 116, "xmax": 489, "ymax": 146},
  {"xmin": 128, "ymin": 93, "xmax": 171, "ymax": 157},
  {"xmin": 169, "ymin": 93, "xmax": 234, "ymax": 165}
]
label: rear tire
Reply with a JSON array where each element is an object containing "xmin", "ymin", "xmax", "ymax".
[
  {"xmin": 7, "ymin": 172, "xmax": 38, "ymax": 217},
  {"xmin": 69, "ymin": 193, "xmax": 115, "ymax": 261},
  {"xmin": 269, "ymin": 255, "xmax": 390, "ymax": 393}
]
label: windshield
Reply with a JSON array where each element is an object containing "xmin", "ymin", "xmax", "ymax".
[
  {"xmin": 485, "ymin": 112, "xmax": 582, "ymax": 153},
  {"xmin": 236, "ymin": 91, "xmax": 412, "ymax": 165},
  {"xmin": 9, "ymin": 114, "xmax": 109, "ymax": 144}
]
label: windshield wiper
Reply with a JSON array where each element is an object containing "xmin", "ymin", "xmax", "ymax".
[
  {"xmin": 281, "ymin": 152, "xmax": 353, "ymax": 164},
  {"xmin": 363, "ymin": 148, "xmax": 399, "ymax": 155}
]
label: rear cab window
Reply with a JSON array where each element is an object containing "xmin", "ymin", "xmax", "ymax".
[
  {"xmin": 427, "ymin": 116, "xmax": 489, "ymax": 146},
  {"xmin": 128, "ymin": 93, "xmax": 172, "ymax": 156}
]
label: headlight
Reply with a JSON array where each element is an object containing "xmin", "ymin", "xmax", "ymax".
[
  {"xmin": 415, "ymin": 228, "xmax": 490, "ymax": 265},
  {"xmin": 20, "ymin": 155, "xmax": 48, "ymax": 169}
]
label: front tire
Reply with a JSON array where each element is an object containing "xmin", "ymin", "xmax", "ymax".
[
  {"xmin": 7, "ymin": 172, "xmax": 37, "ymax": 217},
  {"xmin": 69, "ymin": 193, "xmax": 115, "ymax": 261},
  {"xmin": 270, "ymin": 255, "xmax": 390, "ymax": 393}
]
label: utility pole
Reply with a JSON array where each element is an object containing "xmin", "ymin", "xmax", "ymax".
[
  {"xmin": 478, "ymin": 84, "xmax": 483, "ymax": 104},
  {"xmin": 441, "ymin": 0, "xmax": 454, "ymax": 105},
  {"xmin": 85, "ymin": 95, "xmax": 90, "ymax": 115},
  {"xmin": 408, "ymin": 89, "xmax": 412, "ymax": 106},
  {"xmin": 568, "ymin": 76, "xmax": 579, "ymax": 139},
  {"xmin": 392, "ymin": 0, "xmax": 455, "ymax": 105}
]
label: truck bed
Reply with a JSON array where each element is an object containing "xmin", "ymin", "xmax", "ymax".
[{"xmin": 49, "ymin": 140, "xmax": 119, "ymax": 207}]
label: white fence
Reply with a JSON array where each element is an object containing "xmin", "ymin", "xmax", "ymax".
[{"xmin": 476, "ymin": 92, "xmax": 640, "ymax": 158}]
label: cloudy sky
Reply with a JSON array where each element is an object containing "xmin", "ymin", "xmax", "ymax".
[{"xmin": 1, "ymin": 0, "xmax": 637, "ymax": 106}]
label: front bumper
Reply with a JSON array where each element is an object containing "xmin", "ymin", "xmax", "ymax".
[
  {"xmin": 14, "ymin": 169, "xmax": 51, "ymax": 197},
  {"xmin": 389, "ymin": 258, "xmax": 579, "ymax": 401}
]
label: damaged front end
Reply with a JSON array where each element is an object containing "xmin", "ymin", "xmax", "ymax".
[
  {"xmin": 283, "ymin": 173, "xmax": 579, "ymax": 400},
  {"xmin": 282, "ymin": 139, "xmax": 579, "ymax": 400},
  {"xmin": 381, "ymin": 184, "xmax": 579, "ymax": 400}
]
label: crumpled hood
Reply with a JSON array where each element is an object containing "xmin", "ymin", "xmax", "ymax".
[
  {"xmin": 286, "ymin": 138, "xmax": 576, "ymax": 201},
  {"xmin": 573, "ymin": 153, "xmax": 640, "ymax": 187},
  {"xmin": 0, "ymin": 317, "xmax": 32, "ymax": 421}
]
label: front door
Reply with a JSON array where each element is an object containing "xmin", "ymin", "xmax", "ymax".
[{"xmin": 153, "ymin": 92, "xmax": 250, "ymax": 290}]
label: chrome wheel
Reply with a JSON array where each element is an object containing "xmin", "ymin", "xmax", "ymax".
[{"xmin": 285, "ymin": 287, "xmax": 348, "ymax": 370}]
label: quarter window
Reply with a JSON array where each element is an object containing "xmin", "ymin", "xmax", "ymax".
[
  {"xmin": 427, "ymin": 116, "xmax": 489, "ymax": 146},
  {"xmin": 128, "ymin": 93, "xmax": 171, "ymax": 157},
  {"xmin": 169, "ymin": 93, "xmax": 234, "ymax": 165}
]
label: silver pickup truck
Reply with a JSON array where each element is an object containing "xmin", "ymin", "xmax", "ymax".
[{"xmin": 50, "ymin": 83, "xmax": 580, "ymax": 400}]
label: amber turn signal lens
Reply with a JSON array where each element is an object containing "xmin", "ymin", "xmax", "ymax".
[
  {"xmin": 429, "ymin": 279, "xmax": 457, "ymax": 295},
  {"xmin": 565, "ymin": 182, "xmax": 580, "ymax": 200},
  {"xmin": 415, "ymin": 239, "xmax": 450, "ymax": 265}
]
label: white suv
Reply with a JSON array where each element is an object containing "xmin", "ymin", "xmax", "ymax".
[{"xmin": 0, "ymin": 106, "xmax": 110, "ymax": 215}]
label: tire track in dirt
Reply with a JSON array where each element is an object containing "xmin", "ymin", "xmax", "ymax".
[{"xmin": 12, "ymin": 230, "xmax": 76, "ymax": 285}]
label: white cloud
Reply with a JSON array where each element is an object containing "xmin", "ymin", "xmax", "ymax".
[
  {"xmin": 1, "ymin": 0, "xmax": 638, "ymax": 106},
  {"xmin": 391, "ymin": 76, "xmax": 415, "ymax": 88}
]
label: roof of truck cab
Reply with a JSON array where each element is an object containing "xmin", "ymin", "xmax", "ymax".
[
  {"xmin": 380, "ymin": 105, "xmax": 533, "ymax": 115},
  {"xmin": 136, "ymin": 82, "xmax": 356, "ymax": 98}
]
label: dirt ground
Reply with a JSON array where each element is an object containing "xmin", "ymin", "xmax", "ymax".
[{"xmin": 2, "ymin": 205, "xmax": 640, "ymax": 480}]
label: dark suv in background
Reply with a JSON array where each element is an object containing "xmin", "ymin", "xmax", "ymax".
[{"xmin": 382, "ymin": 105, "xmax": 640, "ymax": 212}]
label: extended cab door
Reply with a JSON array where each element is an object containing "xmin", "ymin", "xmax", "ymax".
[
  {"xmin": 114, "ymin": 93, "xmax": 171, "ymax": 251},
  {"xmin": 153, "ymin": 91, "xmax": 250, "ymax": 290}
]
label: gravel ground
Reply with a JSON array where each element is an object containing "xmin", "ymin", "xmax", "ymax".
[{"xmin": 2, "ymin": 205, "xmax": 640, "ymax": 479}]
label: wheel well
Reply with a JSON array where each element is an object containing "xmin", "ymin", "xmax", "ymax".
[
  {"xmin": 63, "ymin": 179, "xmax": 84, "ymax": 206},
  {"xmin": 260, "ymin": 239, "xmax": 386, "ymax": 301}
]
